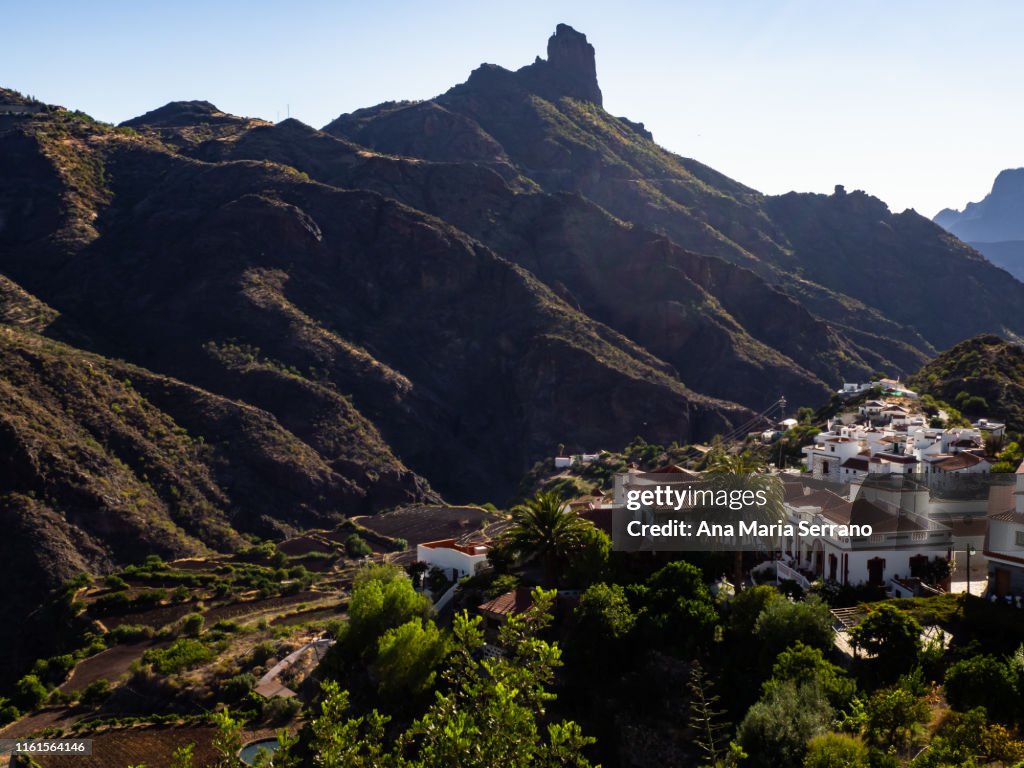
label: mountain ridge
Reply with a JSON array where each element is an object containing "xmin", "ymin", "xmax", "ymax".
[{"xmin": 4, "ymin": 23, "xmax": 1024, "ymax": 679}]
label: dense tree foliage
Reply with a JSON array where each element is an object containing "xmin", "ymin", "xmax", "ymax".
[
  {"xmin": 308, "ymin": 590, "xmax": 596, "ymax": 767},
  {"xmin": 849, "ymin": 605, "xmax": 922, "ymax": 684}
]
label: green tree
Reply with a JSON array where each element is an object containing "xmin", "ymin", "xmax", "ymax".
[
  {"xmin": 633, "ymin": 560, "xmax": 719, "ymax": 653},
  {"xmin": 849, "ymin": 605, "xmax": 921, "ymax": 684},
  {"xmin": 944, "ymin": 655, "xmax": 1017, "ymax": 721},
  {"xmin": 803, "ymin": 733, "xmax": 869, "ymax": 768},
  {"xmin": 502, "ymin": 491, "xmax": 598, "ymax": 586},
  {"xmin": 308, "ymin": 589, "xmax": 596, "ymax": 767},
  {"xmin": 375, "ymin": 619, "xmax": 450, "ymax": 711},
  {"xmin": 728, "ymin": 584, "xmax": 781, "ymax": 638},
  {"xmin": 14, "ymin": 674, "xmax": 48, "ymax": 710},
  {"xmin": 738, "ymin": 680, "xmax": 833, "ymax": 768},
  {"xmin": 765, "ymin": 642, "xmax": 856, "ymax": 711},
  {"xmin": 338, "ymin": 564, "xmax": 432, "ymax": 661},
  {"xmin": 565, "ymin": 525, "xmax": 612, "ymax": 587},
  {"xmin": 210, "ymin": 709, "xmax": 243, "ymax": 768},
  {"xmin": 169, "ymin": 744, "xmax": 195, "ymax": 768},
  {"xmin": 753, "ymin": 595, "xmax": 833, "ymax": 667},
  {"xmin": 863, "ymin": 686, "xmax": 929, "ymax": 754},
  {"xmin": 0, "ymin": 696, "xmax": 20, "ymax": 726},
  {"xmin": 346, "ymin": 534, "xmax": 373, "ymax": 559},
  {"xmin": 567, "ymin": 582, "xmax": 636, "ymax": 677}
]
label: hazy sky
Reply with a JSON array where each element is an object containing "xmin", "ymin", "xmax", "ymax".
[{"xmin": 5, "ymin": 0, "xmax": 1023, "ymax": 217}]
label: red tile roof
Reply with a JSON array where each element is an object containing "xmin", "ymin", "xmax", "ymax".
[
  {"xmin": 478, "ymin": 587, "xmax": 534, "ymax": 618},
  {"xmin": 936, "ymin": 453, "xmax": 987, "ymax": 471}
]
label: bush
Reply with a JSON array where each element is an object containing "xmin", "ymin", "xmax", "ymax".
[
  {"xmin": 346, "ymin": 534, "xmax": 373, "ymax": 559},
  {"xmin": 263, "ymin": 695, "xmax": 301, "ymax": 723},
  {"xmin": 181, "ymin": 612, "xmax": 205, "ymax": 638},
  {"xmin": 143, "ymin": 638, "xmax": 214, "ymax": 675},
  {"xmin": 944, "ymin": 655, "xmax": 1017, "ymax": 721},
  {"xmin": 738, "ymin": 680, "xmax": 832, "ymax": 768},
  {"xmin": 80, "ymin": 679, "xmax": 111, "ymax": 706},
  {"xmin": 251, "ymin": 641, "xmax": 277, "ymax": 668},
  {"xmin": 222, "ymin": 672, "xmax": 256, "ymax": 701},
  {"xmin": 765, "ymin": 642, "xmax": 856, "ymax": 710},
  {"xmin": 14, "ymin": 674, "xmax": 48, "ymax": 710},
  {"xmin": 863, "ymin": 686, "xmax": 929, "ymax": 751},
  {"xmin": 0, "ymin": 697, "xmax": 19, "ymax": 726},
  {"xmin": 728, "ymin": 584, "xmax": 781, "ymax": 637},
  {"xmin": 33, "ymin": 654, "xmax": 75, "ymax": 686},
  {"xmin": 105, "ymin": 575, "xmax": 129, "ymax": 591},
  {"xmin": 106, "ymin": 624, "xmax": 155, "ymax": 644},
  {"xmin": 803, "ymin": 733, "xmax": 869, "ymax": 768},
  {"xmin": 850, "ymin": 605, "xmax": 922, "ymax": 684},
  {"xmin": 753, "ymin": 595, "xmax": 834, "ymax": 667}
]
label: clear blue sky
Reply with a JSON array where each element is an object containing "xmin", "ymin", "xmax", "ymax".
[{"xmin": 5, "ymin": 0, "xmax": 1024, "ymax": 217}]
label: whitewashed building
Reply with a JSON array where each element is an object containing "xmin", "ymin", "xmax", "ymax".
[
  {"xmin": 417, "ymin": 539, "xmax": 490, "ymax": 581},
  {"xmin": 782, "ymin": 477, "xmax": 953, "ymax": 586},
  {"xmin": 986, "ymin": 462, "xmax": 1024, "ymax": 597}
]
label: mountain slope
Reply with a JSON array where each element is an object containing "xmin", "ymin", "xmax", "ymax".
[
  {"xmin": 909, "ymin": 334, "xmax": 1024, "ymax": 432},
  {"xmin": 324, "ymin": 25, "xmax": 1024, "ymax": 374},
  {"xmin": 0, "ymin": 105, "xmax": 750, "ymax": 511},
  {"xmin": 934, "ymin": 169, "xmax": 1024, "ymax": 281},
  {"xmin": 935, "ymin": 168, "xmax": 1024, "ymax": 242}
]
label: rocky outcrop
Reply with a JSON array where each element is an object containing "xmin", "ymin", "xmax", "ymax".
[{"xmin": 935, "ymin": 168, "xmax": 1024, "ymax": 242}]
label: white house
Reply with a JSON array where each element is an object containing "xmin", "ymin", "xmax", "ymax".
[
  {"xmin": 986, "ymin": 462, "xmax": 1024, "ymax": 598},
  {"xmin": 417, "ymin": 539, "xmax": 490, "ymax": 581},
  {"xmin": 974, "ymin": 419, "xmax": 1007, "ymax": 439},
  {"xmin": 782, "ymin": 477, "xmax": 952, "ymax": 587}
]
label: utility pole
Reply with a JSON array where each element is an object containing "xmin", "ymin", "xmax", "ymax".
[{"xmin": 966, "ymin": 544, "xmax": 976, "ymax": 595}]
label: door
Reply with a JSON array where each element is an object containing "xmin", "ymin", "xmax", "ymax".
[
  {"xmin": 867, "ymin": 557, "xmax": 886, "ymax": 586},
  {"xmin": 996, "ymin": 567, "xmax": 1011, "ymax": 598}
]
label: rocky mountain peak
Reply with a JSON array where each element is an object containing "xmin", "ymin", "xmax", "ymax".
[
  {"xmin": 991, "ymin": 167, "xmax": 1024, "ymax": 198},
  {"xmin": 121, "ymin": 99, "xmax": 238, "ymax": 128},
  {"xmin": 541, "ymin": 24, "xmax": 603, "ymax": 106},
  {"xmin": 934, "ymin": 166, "xmax": 1024, "ymax": 242}
]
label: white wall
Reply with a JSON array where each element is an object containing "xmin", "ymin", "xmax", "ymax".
[{"xmin": 417, "ymin": 544, "xmax": 487, "ymax": 580}]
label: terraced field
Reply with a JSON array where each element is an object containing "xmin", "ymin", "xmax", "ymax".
[{"xmin": 28, "ymin": 724, "xmax": 288, "ymax": 768}]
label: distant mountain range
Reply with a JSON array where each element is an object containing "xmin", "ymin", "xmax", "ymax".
[
  {"xmin": 934, "ymin": 168, "xmax": 1024, "ymax": 280},
  {"xmin": 3, "ymin": 24, "xmax": 1024, "ymax": 674}
]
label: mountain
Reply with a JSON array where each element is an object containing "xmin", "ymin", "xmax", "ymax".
[
  {"xmin": 322, "ymin": 27, "xmax": 1024, "ymax": 365},
  {"xmin": 4, "ymin": 25, "xmax": 1024, "ymax": 673},
  {"xmin": 934, "ymin": 168, "xmax": 1024, "ymax": 281},
  {"xmin": 909, "ymin": 334, "xmax": 1024, "ymax": 432}
]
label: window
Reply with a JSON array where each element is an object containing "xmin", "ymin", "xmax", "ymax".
[{"xmin": 1016, "ymin": 530, "xmax": 1024, "ymax": 547}]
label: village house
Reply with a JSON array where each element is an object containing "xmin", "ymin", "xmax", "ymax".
[
  {"xmin": 782, "ymin": 476, "xmax": 953, "ymax": 587},
  {"xmin": 416, "ymin": 538, "xmax": 490, "ymax": 581},
  {"xmin": 985, "ymin": 462, "xmax": 1024, "ymax": 598},
  {"xmin": 802, "ymin": 411, "xmax": 992, "ymax": 489}
]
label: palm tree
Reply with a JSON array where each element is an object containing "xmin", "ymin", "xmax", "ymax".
[
  {"xmin": 501, "ymin": 491, "xmax": 594, "ymax": 586},
  {"xmin": 704, "ymin": 449, "xmax": 785, "ymax": 591}
]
